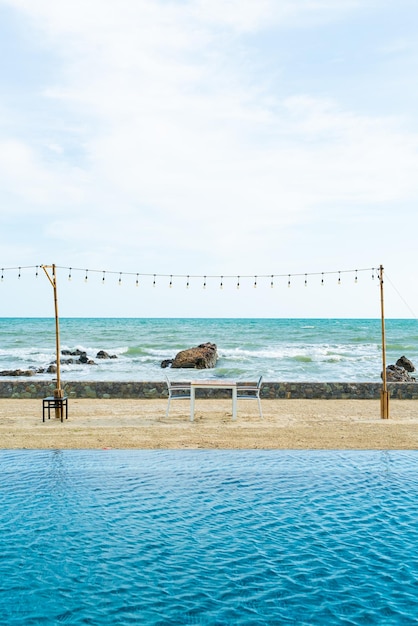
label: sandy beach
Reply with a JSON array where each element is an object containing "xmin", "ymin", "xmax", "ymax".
[{"xmin": 1, "ymin": 398, "xmax": 418, "ymax": 449}]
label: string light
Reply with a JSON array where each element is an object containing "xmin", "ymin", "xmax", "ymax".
[{"xmin": 0, "ymin": 264, "xmax": 379, "ymax": 290}]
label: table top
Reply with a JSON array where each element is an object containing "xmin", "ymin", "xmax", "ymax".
[{"xmin": 191, "ymin": 380, "xmax": 236, "ymax": 387}]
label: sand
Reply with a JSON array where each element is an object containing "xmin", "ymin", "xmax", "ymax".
[{"xmin": 1, "ymin": 397, "xmax": 418, "ymax": 449}]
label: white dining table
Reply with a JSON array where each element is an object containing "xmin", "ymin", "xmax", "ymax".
[{"xmin": 190, "ymin": 380, "xmax": 237, "ymax": 422}]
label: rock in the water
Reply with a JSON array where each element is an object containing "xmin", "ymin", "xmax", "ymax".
[
  {"xmin": 396, "ymin": 356, "xmax": 415, "ymax": 372},
  {"xmin": 170, "ymin": 343, "xmax": 218, "ymax": 369},
  {"xmin": 96, "ymin": 350, "xmax": 117, "ymax": 359},
  {"xmin": 61, "ymin": 348, "xmax": 85, "ymax": 356},
  {"xmin": 0, "ymin": 368, "xmax": 37, "ymax": 376},
  {"xmin": 161, "ymin": 359, "xmax": 174, "ymax": 369},
  {"xmin": 385, "ymin": 364, "xmax": 413, "ymax": 382}
]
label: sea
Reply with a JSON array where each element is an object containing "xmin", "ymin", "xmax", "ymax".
[{"xmin": 1, "ymin": 317, "xmax": 418, "ymax": 382}]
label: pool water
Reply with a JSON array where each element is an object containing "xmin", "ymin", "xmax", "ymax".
[{"xmin": 1, "ymin": 450, "xmax": 418, "ymax": 625}]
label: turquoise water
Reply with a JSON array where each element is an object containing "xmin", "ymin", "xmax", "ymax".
[
  {"xmin": 1, "ymin": 317, "xmax": 418, "ymax": 382},
  {"xmin": 1, "ymin": 450, "xmax": 418, "ymax": 624}
]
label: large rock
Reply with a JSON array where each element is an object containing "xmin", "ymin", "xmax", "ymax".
[
  {"xmin": 384, "ymin": 364, "xmax": 413, "ymax": 382},
  {"xmin": 396, "ymin": 356, "xmax": 415, "ymax": 372},
  {"xmin": 169, "ymin": 343, "xmax": 218, "ymax": 369}
]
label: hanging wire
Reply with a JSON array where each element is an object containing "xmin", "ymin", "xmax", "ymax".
[
  {"xmin": 0, "ymin": 263, "xmax": 379, "ymax": 289},
  {"xmin": 384, "ymin": 272, "xmax": 418, "ymax": 320}
]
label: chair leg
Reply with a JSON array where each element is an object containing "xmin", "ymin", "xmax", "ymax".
[
  {"xmin": 257, "ymin": 396, "xmax": 263, "ymax": 419},
  {"xmin": 165, "ymin": 397, "xmax": 171, "ymax": 417}
]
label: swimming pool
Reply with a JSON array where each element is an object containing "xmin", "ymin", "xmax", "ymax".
[{"xmin": 1, "ymin": 450, "xmax": 418, "ymax": 624}]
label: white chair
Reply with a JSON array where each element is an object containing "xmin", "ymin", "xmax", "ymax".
[
  {"xmin": 236, "ymin": 376, "xmax": 263, "ymax": 418},
  {"xmin": 165, "ymin": 376, "xmax": 191, "ymax": 417}
]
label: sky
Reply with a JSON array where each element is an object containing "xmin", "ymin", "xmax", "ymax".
[{"xmin": 0, "ymin": 0, "xmax": 417, "ymax": 318}]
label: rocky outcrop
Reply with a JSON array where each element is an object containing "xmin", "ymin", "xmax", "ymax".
[
  {"xmin": 0, "ymin": 347, "xmax": 118, "ymax": 377},
  {"xmin": 384, "ymin": 356, "xmax": 416, "ymax": 382},
  {"xmin": 0, "ymin": 368, "xmax": 39, "ymax": 376},
  {"xmin": 96, "ymin": 350, "xmax": 117, "ymax": 359},
  {"xmin": 164, "ymin": 343, "xmax": 218, "ymax": 369},
  {"xmin": 62, "ymin": 349, "xmax": 86, "ymax": 357},
  {"xmin": 385, "ymin": 364, "xmax": 413, "ymax": 382},
  {"xmin": 396, "ymin": 356, "xmax": 415, "ymax": 372}
]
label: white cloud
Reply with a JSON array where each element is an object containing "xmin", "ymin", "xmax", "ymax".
[{"xmin": 0, "ymin": 0, "xmax": 417, "ymax": 316}]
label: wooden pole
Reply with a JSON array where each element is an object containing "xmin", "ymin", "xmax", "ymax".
[
  {"xmin": 41, "ymin": 264, "xmax": 63, "ymax": 418},
  {"xmin": 379, "ymin": 264, "xmax": 389, "ymax": 419}
]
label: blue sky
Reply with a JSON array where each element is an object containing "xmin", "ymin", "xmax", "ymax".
[{"xmin": 0, "ymin": 0, "xmax": 417, "ymax": 317}]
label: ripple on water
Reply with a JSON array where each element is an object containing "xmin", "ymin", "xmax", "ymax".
[{"xmin": 1, "ymin": 450, "xmax": 418, "ymax": 625}]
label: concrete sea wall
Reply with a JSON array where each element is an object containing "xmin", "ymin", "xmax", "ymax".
[{"xmin": 1, "ymin": 381, "xmax": 418, "ymax": 400}]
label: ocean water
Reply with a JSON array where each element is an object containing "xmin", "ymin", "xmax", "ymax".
[
  {"xmin": 1, "ymin": 450, "xmax": 418, "ymax": 625},
  {"xmin": 1, "ymin": 317, "xmax": 418, "ymax": 382}
]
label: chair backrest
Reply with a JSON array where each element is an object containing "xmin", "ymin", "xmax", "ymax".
[{"xmin": 257, "ymin": 375, "xmax": 263, "ymax": 388}]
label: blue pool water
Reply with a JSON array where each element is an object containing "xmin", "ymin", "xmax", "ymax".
[{"xmin": 1, "ymin": 450, "xmax": 418, "ymax": 625}]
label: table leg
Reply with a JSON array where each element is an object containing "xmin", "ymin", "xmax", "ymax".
[
  {"xmin": 232, "ymin": 387, "xmax": 237, "ymax": 421},
  {"xmin": 190, "ymin": 387, "xmax": 195, "ymax": 422}
]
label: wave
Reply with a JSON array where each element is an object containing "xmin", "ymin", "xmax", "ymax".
[{"xmin": 290, "ymin": 355, "xmax": 313, "ymax": 363}]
